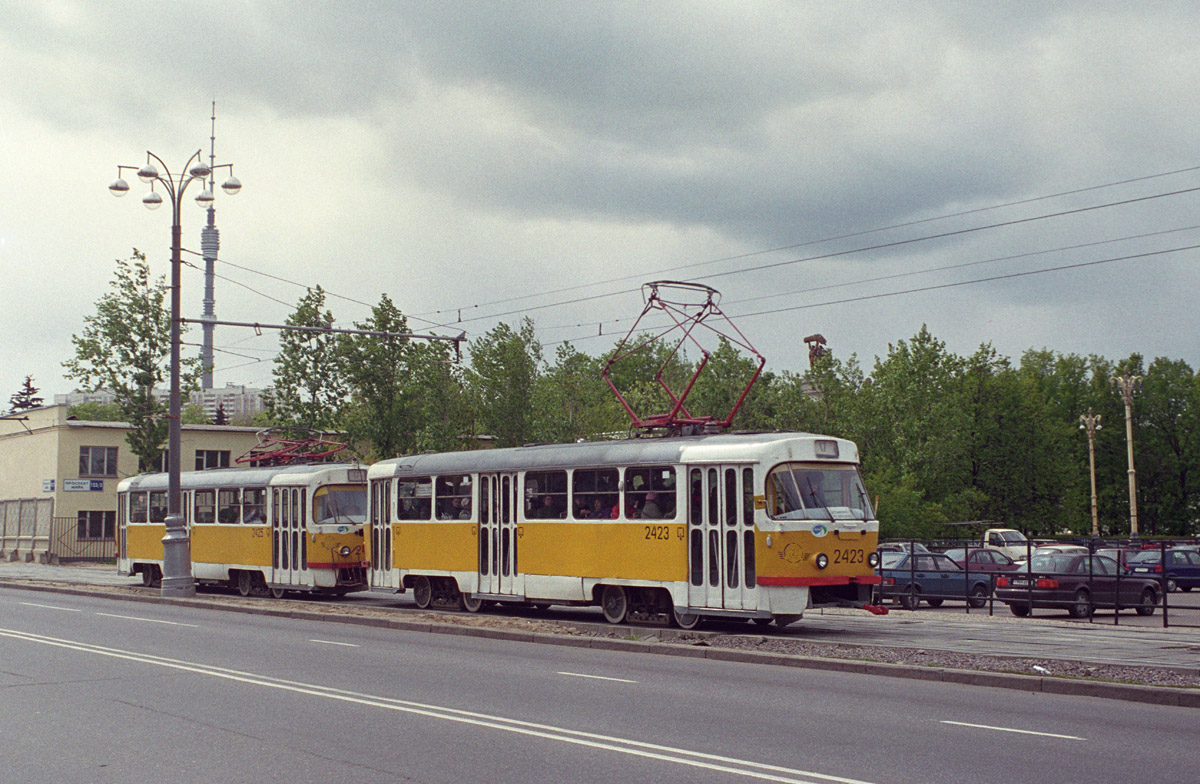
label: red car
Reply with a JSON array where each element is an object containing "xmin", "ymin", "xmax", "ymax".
[{"xmin": 942, "ymin": 547, "xmax": 1020, "ymax": 573}]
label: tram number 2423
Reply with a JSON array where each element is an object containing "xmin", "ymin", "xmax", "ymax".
[
  {"xmin": 644, "ymin": 525, "xmax": 673, "ymax": 541},
  {"xmin": 833, "ymin": 548, "xmax": 866, "ymax": 565}
]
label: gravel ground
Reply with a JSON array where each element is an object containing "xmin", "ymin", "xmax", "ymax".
[{"xmin": 7, "ymin": 576, "xmax": 1200, "ymax": 691}]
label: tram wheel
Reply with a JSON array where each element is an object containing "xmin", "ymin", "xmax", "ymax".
[
  {"xmin": 270, "ymin": 587, "xmax": 287, "ymax": 599},
  {"xmin": 413, "ymin": 576, "xmax": 432, "ymax": 609},
  {"xmin": 671, "ymin": 607, "xmax": 703, "ymax": 630},
  {"xmin": 236, "ymin": 570, "xmax": 254, "ymax": 597},
  {"xmin": 141, "ymin": 566, "xmax": 161, "ymax": 588},
  {"xmin": 600, "ymin": 585, "xmax": 628, "ymax": 624},
  {"xmin": 462, "ymin": 593, "xmax": 487, "ymax": 613},
  {"xmin": 752, "ymin": 617, "xmax": 773, "ymax": 627}
]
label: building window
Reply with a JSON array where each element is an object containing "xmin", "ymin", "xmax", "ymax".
[
  {"xmin": 79, "ymin": 446, "xmax": 118, "ymax": 477},
  {"xmin": 148, "ymin": 450, "xmax": 169, "ymax": 474},
  {"xmin": 195, "ymin": 450, "xmax": 231, "ymax": 471},
  {"xmin": 77, "ymin": 511, "xmax": 115, "ymax": 540}
]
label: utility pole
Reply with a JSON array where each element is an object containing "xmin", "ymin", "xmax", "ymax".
[{"xmin": 1112, "ymin": 368, "xmax": 1142, "ymax": 539}]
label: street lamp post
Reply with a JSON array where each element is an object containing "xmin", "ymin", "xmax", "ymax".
[
  {"xmin": 109, "ymin": 151, "xmax": 241, "ymax": 598},
  {"xmin": 1112, "ymin": 368, "xmax": 1142, "ymax": 540},
  {"xmin": 1079, "ymin": 408, "xmax": 1102, "ymax": 537}
]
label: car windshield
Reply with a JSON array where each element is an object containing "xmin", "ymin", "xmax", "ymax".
[
  {"xmin": 943, "ymin": 548, "xmax": 965, "ymax": 560},
  {"xmin": 1029, "ymin": 554, "xmax": 1077, "ymax": 573},
  {"xmin": 767, "ymin": 463, "xmax": 873, "ymax": 521},
  {"xmin": 1001, "ymin": 531, "xmax": 1027, "ymax": 543},
  {"xmin": 1127, "ymin": 551, "xmax": 1161, "ymax": 564},
  {"xmin": 880, "ymin": 552, "xmax": 906, "ymax": 568}
]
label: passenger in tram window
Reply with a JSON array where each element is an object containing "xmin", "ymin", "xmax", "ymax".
[
  {"xmin": 458, "ymin": 497, "xmax": 471, "ymax": 520},
  {"xmin": 573, "ymin": 496, "xmax": 590, "ymax": 519},
  {"xmin": 589, "ymin": 497, "xmax": 606, "ymax": 519},
  {"xmin": 535, "ymin": 495, "xmax": 559, "ymax": 519},
  {"xmin": 640, "ymin": 492, "xmax": 664, "ymax": 519}
]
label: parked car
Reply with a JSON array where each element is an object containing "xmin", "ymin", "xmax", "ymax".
[
  {"xmin": 942, "ymin": 547, "xmax": 1020, "ymax": 573},
  {"xmin": 994, "ymin": 554, "xmax": 1160, "ymax": 618},
  {"xmin": 877, "ymin": 541, "xmax": 932, "ymax": 554},
  {"xmin": 1124, "ymin": 548, "xmax": 1200, "ymax": 593},
  {"xmin": 878, "ymin": 552, "xmax": 993, "ymax": 610},
  {"xmin": 1094, "ymin": 547, "xmax": 1138, "ymax": 570},
  {"xmin": 1011, "ymin": 544, "xmax": 1091, "ymax": 569}
]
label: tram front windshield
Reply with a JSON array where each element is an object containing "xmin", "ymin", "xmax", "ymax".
[
  {"xmin": 314, "ymin": 485, "xmax": 367, "ymax": 525},
  {"xmin": 767, "ymin": 463, "xmax": 873, "ymax": 521}
]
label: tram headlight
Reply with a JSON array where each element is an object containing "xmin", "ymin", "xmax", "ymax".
[
  {"xmin": 815, "ymin": 553, "xmax": 829, "ymax": 569},
  {"xmin": 339, "ymin": 545, "xmax": 352, "ymax": 557},
  {"xmin": 867, "ymin": 552, "xmax": 880, "ymax": 568}
]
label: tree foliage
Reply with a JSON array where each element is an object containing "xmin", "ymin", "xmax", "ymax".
[
  {"xmin": 7, "ymin": 375, "xmax": 44, "ymax": 414},
  {"xmin": 63, "ymin": 250, "xmax": 199, "ymax": 470},
  {"xmin": 265, "ymin": 286, "xmax": 347, "ymax": 430}
]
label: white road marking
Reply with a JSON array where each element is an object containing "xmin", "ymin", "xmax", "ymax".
[
  {"xmin": 941, "ymin": 720, "xmax": 1085, "ymax": 740},
  {"xmin": 558, "ymin": 671, "xmax": 638, "ymax": 683},
  {"xmin": 19, "ymin": 602, "xmax": 80, "ymax": 612},
  {"xmin": 309, "ymin": 639, "xmax": 359, "ymax": 647},
  {"xmin": 0, "ymin": 625, "xmax": 874, "ymax": 784},
  {"xmin": 96, "ymin": 612, "xmax": 199, "ymax": 628}
]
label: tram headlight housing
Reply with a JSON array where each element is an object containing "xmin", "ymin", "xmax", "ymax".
[
  {"xmin": 867, "ymin": 552, "xmax": 880, "ymax": 568},
  {"xmin": 815, "ymin": 553, "xmax": 829, "ymax": 569},
  {"xmin": 339, "ymin": 545, "xmax": 352, "ymax": 557}
]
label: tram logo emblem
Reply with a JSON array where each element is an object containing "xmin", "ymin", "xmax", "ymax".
[
  {"xmin": 812, "ymin": 524, "xmax": 828, "ymax": 538},
  {"xmin": 782, "ymin": 543, "xmax": 804, "ymax": 563}
]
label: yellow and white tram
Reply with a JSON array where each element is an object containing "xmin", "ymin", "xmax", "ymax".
[
  {"xmin": 366, "ymin": 432, "xmax": 882, "ymax": 627},
  {"xmin": 117, "ymin": 463, "xmax": 368, "ymax": 597}
]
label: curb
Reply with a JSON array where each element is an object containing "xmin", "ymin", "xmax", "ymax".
[{"xmin": 3, "ymin": 579, "xmax": 1198, "ymax": 708}]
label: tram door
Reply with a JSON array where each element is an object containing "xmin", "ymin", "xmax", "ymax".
[
  {"xmin": 686, "ymin": 465, "xmax": 757, "ymax": 611},
  {"xmin": 272, "ymin": 487, "xmax": 309, "ymax": 588},
  {"xmin": 477, "ymin": 473, "xmax": 521, "ymax": 596},
  {"xmin": 368, "ymin": 479, "xmax": 396, "ymax": 590}
]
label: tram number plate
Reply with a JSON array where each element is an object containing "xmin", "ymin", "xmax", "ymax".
[
  {"xmin": 644, "ymin": 525, "xmax": 671, "ymax": 541},
  {"xmin": 833, "ymin": 548, "xmax": 865, "ymax": 565}
]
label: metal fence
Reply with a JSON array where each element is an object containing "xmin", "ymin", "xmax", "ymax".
[
  {"xmin": 876, "ymin": 537, "xmax": 1200, "ymax": 629},
  {"xmin": 51, "ymin": 516, "xmax": 116, "ymax": 562}
]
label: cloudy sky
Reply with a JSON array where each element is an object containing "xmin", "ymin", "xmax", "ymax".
[{"xmin": 3, "ymin": 1, "xmax": 1199, "ymax": 407}]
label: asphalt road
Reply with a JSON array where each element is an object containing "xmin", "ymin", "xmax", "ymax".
[{"xmin": 1, "ymin": 585, "xmax": 1194, "ymax": 784}]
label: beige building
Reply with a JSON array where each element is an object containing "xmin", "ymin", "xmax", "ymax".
[{"xmin": 0, "ymin": 405, "xmax": 264, "ymax": 563}]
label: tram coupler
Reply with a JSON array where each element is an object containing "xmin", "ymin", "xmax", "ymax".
[{"xmin": 863, "ymin": 604, "xmax": 889, "ymax": 615}]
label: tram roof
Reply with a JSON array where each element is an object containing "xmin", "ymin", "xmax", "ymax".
[
  {"xmin": 369, "ymin": 431, "xmax": 857, "ymax": 478},
  {"xmin": 118, "ymin": 462, "xmax": 365, "ymax": 492}
]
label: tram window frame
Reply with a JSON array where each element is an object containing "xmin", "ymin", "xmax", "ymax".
[
  {"xmin": 765, "ymin": 462, "xmax": 872, "ymax": 520},
  {"xmin": 435, "ymin": 475, "xmax": 474, "ymax": 520},
  {"xmin": 743, "ymin": 467, "xmax": 756, "ymax": 588},
  {"xmin": 217, "ymin": 488, "xmax": 241, "ymax": 524},
  {"xmin": 148, "ymin": 491, "xmax": 168, "ymax": 524},
  {"xmin": 524, "ymin": 470, "xmax": 568, "ymax": 520},
  {"xmin": 571, "ymin": 468, "xmax": 619, "ymax": 520},
  {"xmin": 194, "ymin": 489, "xmax": 215, "ymax": 524},
  {"xmin": 625, "ymin": 466, "xmax": 676, "ymax": 520},
  {"xmin": 396, "ymin": 477, "xmax": 433, "ymax": 520},
  {"xmin": 242, "ymin": 487, "xmax": 266, "ymax": 524},
  {"xmin": 129, "ymin": 492, "xmax": 148, "ymax": 523}
]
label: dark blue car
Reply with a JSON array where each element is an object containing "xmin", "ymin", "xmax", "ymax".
[
  {"xmin": 878, "ymin": 552, "xmax": 993, "ymax": 609},
  {"xmin": 1124, "ymin": 548, "xmax": 1200, "ymax": 592}
]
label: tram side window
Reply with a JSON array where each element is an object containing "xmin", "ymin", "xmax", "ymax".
[
  {"xmin": 396, "ymin": 477, "xmax": 432, "ymax": 520},
  {"xmin": 218, "ymin": 489, "xmax": 241, "ymax": 524},
  {"xmin": 243, "ymin": 488, "xmax": 266, "ymax": 523},
  {"xmin": 525, "ymin": 471, "xmax": 567, "ymax": 519},
  {"xmin": 572, "ymin": 468, "xmax": 619, "ymax": 519},
  {"xmin": 194, "ymin": 490, "xmax": 216, "ymax": 523},
  {"xmin": 626, "ymin": 466, "xmax": 676, "ymax": 519},
  {"xmin": 130, "ymin": 492, "xmax": 148, "ymax": 523},
  {"xmin": 149, "ymin": 491, "xmax": 168, "ymax": 524},
  {"xmin": 435, "ymin": 475, "xmax": 473, "ymax": 520}
]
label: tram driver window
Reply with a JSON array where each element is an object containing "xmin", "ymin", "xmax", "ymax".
[
  {"xmin": 572, "ymin": 468, "xmax": 619, "ymax": 519},
  {"xmin": 625, "ymin": 467, "xmax": 676, "ymax": 519},
  {"xmin": 525, "ymin": 471, "xmax": 567, "ymax": 519},
  {"xmin": 435, "ymin": 475, "xmax": 473, "ymax": 520},
  {"xmin": 396, "ymin": 477, "xmax": 432, "ymax": 520}
]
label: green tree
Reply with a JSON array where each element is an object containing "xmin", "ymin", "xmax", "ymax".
[
  {"xmin": 339, "ymin": 294, "xmax": 419, "ymax": 460},
  {"xmin": 534, "ymin": 343, "xmax": 626, "ymax": 442},
  {"xmin": 7, "ymin": 375, "xmax": 43, "ymax": 414},
  {"xmin": 67, "ymin": 401, "xmax": 125, "ymax": 421},
  {"xmin": 63, "ymin": 250, "xmax": 200, "ymax": 470},
  {"xmin": 466, "ymin": 319, "xmax": 543, "ymax": 447},
  {"xmin": 266, "ymin": 286, "xmax": 347, "ymax": 430}
]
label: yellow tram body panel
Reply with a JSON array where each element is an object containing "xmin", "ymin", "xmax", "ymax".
[
  {"xmin": 126, "ymin": 523, "xmax": 166, "ymax": 561},
  {"xmin": 519, "ymin": 521, "xmax": 688, "ymax": 582},
  {"xmin": 396, "ymin": 522, "xmax": 478, "ymax": 573},
  {"xmin": 309, "ymin": 530, "xmax": 367, "ymax": 568},
  {"xmin": 191, "ymin": 525, "xmax": 272, "ymax": 567},
  {"xmin": 755, "ymin": 527, "xmax": 879, "ymax": 583}
]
